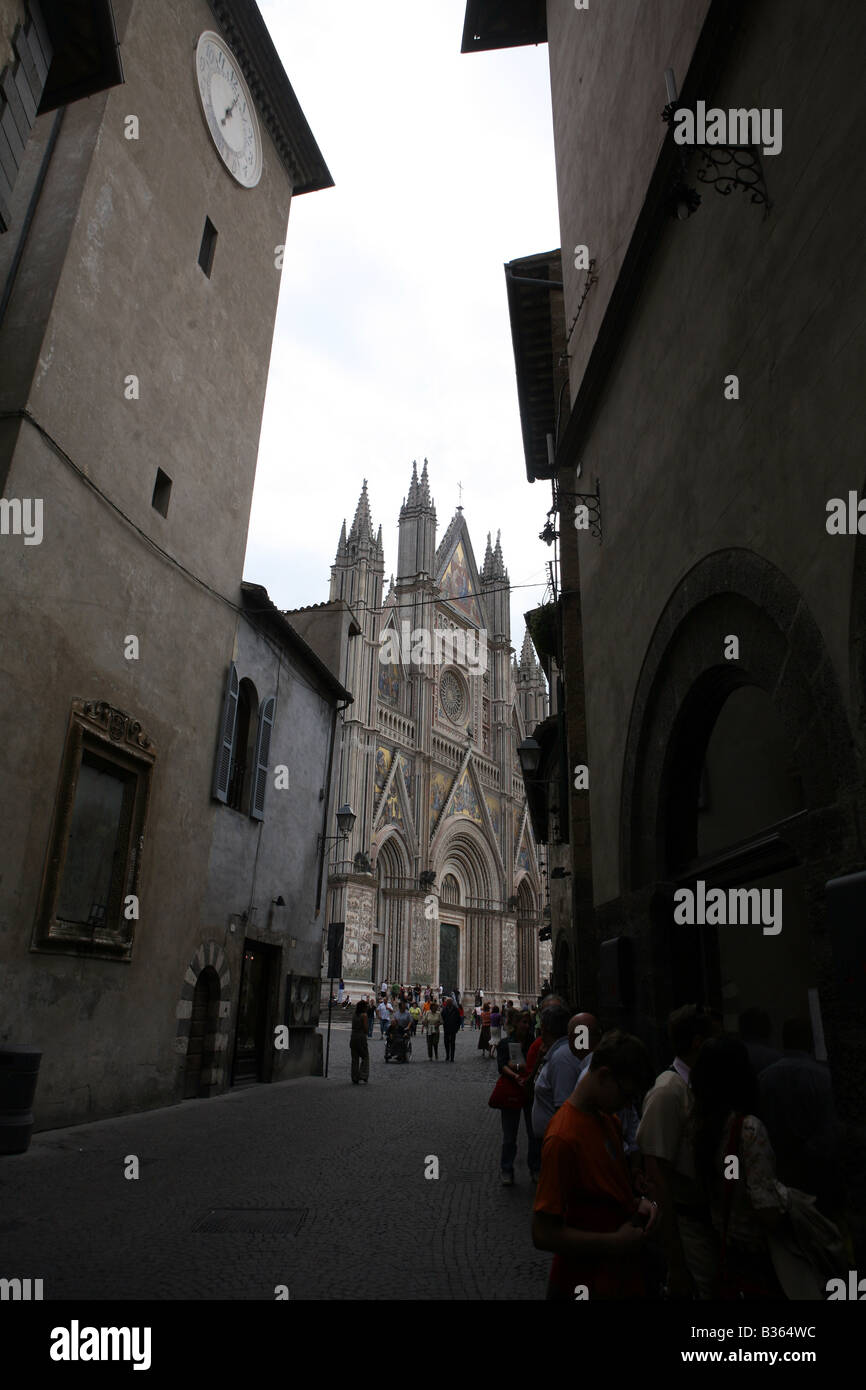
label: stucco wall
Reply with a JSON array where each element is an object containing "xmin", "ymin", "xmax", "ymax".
[
  {"xmin": 0, "ymin": 0, "xmax": 310, "ymax": 1126},
  {"xmin": 547, "ymin": 0, "xmax": 711, "ymax": 401},
  {"xmin": 565, "ymin": 0, "xmax": 866, "ymax": 903}
]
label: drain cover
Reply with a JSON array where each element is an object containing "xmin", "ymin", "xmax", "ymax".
[{"xmin": 193, "ymin": 1208, "xmax": 307, "ymax": 1234}]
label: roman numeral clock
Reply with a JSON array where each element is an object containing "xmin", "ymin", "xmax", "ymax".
[{"xmin": 195, "ymin": 31, "xmax": 263, "ymax": 187}]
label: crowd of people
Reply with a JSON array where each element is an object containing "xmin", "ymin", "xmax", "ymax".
[
  {"xmin": 487, "ymin": 995, "xmax": 850, "ymax": 1301},
  {"xmin": 347, "ymin": 983, "xmax": 467, "ymax": 1079},
  {"xmin": 344, "ymin": 978, "xmax": 850, "ymax": 1300}
]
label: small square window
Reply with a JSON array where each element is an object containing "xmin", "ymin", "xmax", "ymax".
[
  {"xmin": 198, "ymin": 216, "xmax": 218, "ymax": 277},
  {"xmin": 152, "ymin": 468, "xmax": 172, "ymax": 517}
]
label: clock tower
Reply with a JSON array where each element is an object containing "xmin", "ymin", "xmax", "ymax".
[{"xmin": 0, "ymin": 0, "xmax": 334, "ymax": 1128}]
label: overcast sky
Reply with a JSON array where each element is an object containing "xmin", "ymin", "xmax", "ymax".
[{"xmin": 243, "ymin": 1, "xmax": 560, "ymax": 654}]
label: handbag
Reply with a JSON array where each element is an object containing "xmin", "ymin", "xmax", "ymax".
[
  {"xmin": 717, "ymin": 1115, "xmax": 778, "ymax": 1300},
  {"xmin": 488, "ymin": 1071, "xmax": 526, "ymax": 1110},
  {"xmin": 521, "ymin": 1047, "xmax": 548, "ymax": 1110},
  {"xmin": 767, "ymin": 1188, "xmax": 849, "ymax": 1300}
]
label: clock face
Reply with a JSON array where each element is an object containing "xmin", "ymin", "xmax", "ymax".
[{"xmin": 195, "ymin": 32, "xmax": 262, "ymax": 188}]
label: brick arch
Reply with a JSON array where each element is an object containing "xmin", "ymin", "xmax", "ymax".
[
  {"xmin": 621, "ymin": 548, "xmax": 857, "ymax": 891},
  {"xmin": 175, "ymin": 941, "xmax": 232, "ymax": 1095}
]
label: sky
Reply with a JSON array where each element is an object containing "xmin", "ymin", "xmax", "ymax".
[{"xmin": 243, "ymin": 1, "xmax": 561, "ymax": 655}]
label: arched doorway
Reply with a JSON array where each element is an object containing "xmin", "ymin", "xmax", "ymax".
[
  {"xmin": 376, "ymin": 832, "xmax": 411, "ymax": 983},
  {"xmin": 621, "ymin": 549, "xmax": 859, "ymax": 1061},
  {"xmin": 184, "ymin": 965, "xmax": 220, "ymax": 1099},
  {"xmin": 516, "ymin": 877, "xmax": 538, "ymax": 997},
  {"xmin": 434, "ymin": 824, "xmax": 496, "ymax": 995}
]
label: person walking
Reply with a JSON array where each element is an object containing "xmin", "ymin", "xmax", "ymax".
[
  {"xmin": 490, "ymin": 1002, "xmax": 502, "ymax": 1052},
  {"xmin": 350, "ymin": 1001, "xmax": 370, "ymax": 1085},
  {"xmin": 477, "ymin": 1001, "xmax": 492, "ymax": 1056},
  {"xmin": 367, "ymin": 995, "xmax": 376, "ymax": 1038},
  {"xmin": 442, "ymin": 997, "xmax": 460, "ymax": 1062},
  {"xmin": 376, "ymin": 996, "xmax": 391, "ymax": 1038},
  {"xmin": 458, "ymin": 1002, "xmax": 465, "ymax": 1030},
  {"xmin": 409, "ymin": 1001, "xmax": 421, "ymax": 1036},
  {"xmin": 423, "ymin": 999, "xmax": 442, "ymax": 1059},
  {"xmin": 496, "ymin": 1010, "xmax": 543, "ymax": 1185}
]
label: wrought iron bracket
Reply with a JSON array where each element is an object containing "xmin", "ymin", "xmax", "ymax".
[
  {"xmin": 696, "ymin": 144, "xmax": 770, "ymax": 210},
  {"xmin": 553, "ymin": 479, "xmax": 602, "ymax": 542},
  {"xmin": 661, "ymin": 103, "xmax": 771, "ymax": 216}
]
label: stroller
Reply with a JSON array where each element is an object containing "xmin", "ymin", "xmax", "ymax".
[{"xmin": 384, "ymin": 1024, "xmax": 412, "ymax": 1063}]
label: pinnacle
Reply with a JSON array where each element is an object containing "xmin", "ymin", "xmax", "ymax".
[
  {"xmin": 419, "ymin": 458, "xmax": 432, "ymax": 506},
  {"xmin": 481, "ymin": 531, "xmax": 493, "ymax": 579},
  {"xmin": 348, "ymin": 479, "xmax": 375, "ymax": 543}
]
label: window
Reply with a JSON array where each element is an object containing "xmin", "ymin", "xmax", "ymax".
[
  {"xmin": 152, "ymin": 468, "xmax": 172, "ymax": 517},
  {"xmin": 198, "ymin": 216, "xmax": 218, "ymax": 277},
  {"xmin": 228, "ymin": 678, "xmax": 257, "ymax": 812},
  {"xmin": 33, "ymin": 701, "xmax": 155, "ymax": 959},
  {"xmin": 212, "ymin": 662, "xmax": 276, "ymax": 819}
]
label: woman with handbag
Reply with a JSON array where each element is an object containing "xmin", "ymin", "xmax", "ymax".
[
  {"xmin": 690, "ymin": 1036, "xmax": 788, "ymax": 1298},
  {"xmin": 491, "ymin": 1010, "xmax": 543, "ymax": 1186},
  {"xmin": 422, "ymin": 999, "xmax": 442, "ymax": 1060}
]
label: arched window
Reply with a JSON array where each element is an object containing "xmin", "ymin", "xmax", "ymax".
[{"xmin": 441, "ymin": 874, "xmax": 461, "ymax": 906}]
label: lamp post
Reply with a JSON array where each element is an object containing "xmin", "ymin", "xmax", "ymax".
[{"xmin": 319, "ymin": 804, "xmax": 356, "ymax": 1078}]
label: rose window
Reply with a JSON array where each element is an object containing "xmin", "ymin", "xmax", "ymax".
[{"xmin": 440, "ymin": 670, "xmax": 466, "ymax": 724}]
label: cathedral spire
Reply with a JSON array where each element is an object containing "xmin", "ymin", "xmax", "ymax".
[
  {"xmin": 349, "ymin": 479, "xmax": 374, "ymax": 543},
  {"xmin": 397, "ymin": 458, "xmax": 436, "ymax": 582},
  {"xmin": 335, "ymin": 518, "xmax": 347, "ymax": 561},
  {"xmin": 491, "ymin": 529, "xmax": 507, "ymax": 579},
  {"xmin": 406, "ymin": 460, "xmax": 419, "ymax": 509},
  {"xmin": 519, "ymin": 629, "xmax": 536, "ymax": 669},
  {"xmin": 481, "ymin": 531, "xmax": 493, "ymax": 579}
]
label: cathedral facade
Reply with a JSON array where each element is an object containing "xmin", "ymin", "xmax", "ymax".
[{"xmin": 307, "ymin": 462, "xmax": 548, "ymax": 1001}]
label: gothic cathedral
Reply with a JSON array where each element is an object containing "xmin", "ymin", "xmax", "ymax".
[{"xmin": 321, "ymin": 461, "xmax": 548, "ymax": 1000}]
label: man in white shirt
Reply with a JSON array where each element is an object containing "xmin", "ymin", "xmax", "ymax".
[
  {"xmin": 376, "ymin": 997, "xmax": 392, "ymax": 1038},
  {"xmin": 531, "ymin": 1006, "xmax": 583, "ymax": 1137},
  {"xmin": 637, "ymin": 1004, "xmax": 721, "ymax": 1298}
]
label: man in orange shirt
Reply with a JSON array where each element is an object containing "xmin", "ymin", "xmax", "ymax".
[{"xmin": 532, "ymin": 1030, "xmax": 658, "ymax": 1300}]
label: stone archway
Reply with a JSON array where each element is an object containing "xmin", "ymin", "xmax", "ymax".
[
  {"xmin": 175, "ymin": 941, "xmax": 231, "ymax": 1097},
  {"xmin": 432, "ymin": 820, "xmax": 500, "ymax": 994},
  {"xmin": 616, "ymin": 547, "xmax": 862, "ymax": 1084},
  {"xmin": 622, "ymin": 549, "xmax": 858, "ymax": 891},
  {"xmin": 184, "ymin": 966, "xmax": 221, "ymax": 1099}
]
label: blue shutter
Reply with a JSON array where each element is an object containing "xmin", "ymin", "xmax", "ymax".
[
  {"xmin": 213, "ymin": 662, "xmax": 239, "ymax": 803},
  {"xmin": 250, "ymin": 695, "xmax": 276, "ymax": 820}
]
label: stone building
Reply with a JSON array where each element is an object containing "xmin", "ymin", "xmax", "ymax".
[
  {"xmin": 290, "ymin": 463, "xmax": 547, "ymax": 1003},
  {"xmin": 0, "ymin": 0, "xmax": 342, "ymax": 1128},
  {"xmin": 462, "ymin": 0, "xmax": 866, "ymax": 1233}
]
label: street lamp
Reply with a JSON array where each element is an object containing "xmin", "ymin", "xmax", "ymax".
[
  {"xmin": 517, "ymin": 737, "xmax": 542, "ymax": 778},
  {"xmin": 318, "ymin": 803, "xmax": 356, "ymax": 850}
]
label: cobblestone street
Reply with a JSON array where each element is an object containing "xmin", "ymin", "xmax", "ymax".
[{"xmin": 2, "ymin": 1023, "xmax": 549, "ymax": 1301}]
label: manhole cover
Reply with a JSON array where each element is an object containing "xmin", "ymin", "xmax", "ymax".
[{"xmin": 192, "ymin": 1208, "xmax": 307, "ymax": 1234}]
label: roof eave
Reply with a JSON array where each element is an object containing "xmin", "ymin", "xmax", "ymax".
[{"xmin": 208, "ymin": 0, "xmax": 333, "ymax": 195}]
